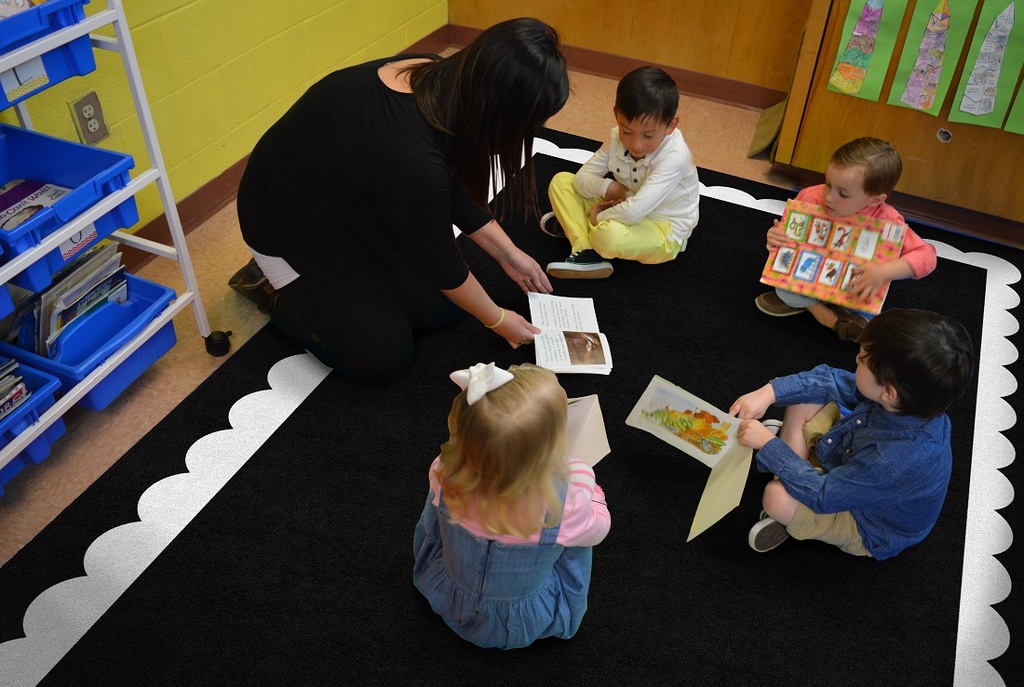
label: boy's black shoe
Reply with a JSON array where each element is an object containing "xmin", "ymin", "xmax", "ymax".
[
  {"xmin": 539, "ymin": 211, "xmax": 565, "ymax": 237},
  {"xmin": 228, "ymin": 258, "xmax": 278, "ymax": 313},
  {"xmin": 546, "ymin": 250, "xmax": 613, "ymax": 279}
]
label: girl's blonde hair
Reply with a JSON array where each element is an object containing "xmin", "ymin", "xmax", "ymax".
[{"xmin": 435, "ymin": 364, "xmax": 568, "ymax": 538}]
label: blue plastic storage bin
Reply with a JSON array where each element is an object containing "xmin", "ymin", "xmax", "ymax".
[
  {"xmin": 0, "ymin": 362, "xmax": 65, "ymax": 497},
  {"xmin": 0, "ymin": 123, "xmax": 139, "ymax": 291},
  {"xmin": 0, "ymin": 269, "xmax": 12, "ymax": 320},
  {"xmin": 0, "ymin": 0, "xmax": 95, "ymax": 109},
  {"xmin": 0, "ymin": 273, "xmax": 176, "ymax": 412}
]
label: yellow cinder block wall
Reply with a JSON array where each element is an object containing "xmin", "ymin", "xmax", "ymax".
[{"xmin": 2, "ymin": 0, "xmax": 448, "ymax": 231}]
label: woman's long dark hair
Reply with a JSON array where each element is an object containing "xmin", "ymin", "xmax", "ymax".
[{"xmin": 407, "ymin": 18, "xmax": 569, "ymax": 218}]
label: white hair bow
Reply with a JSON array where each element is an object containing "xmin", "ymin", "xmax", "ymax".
[{"xmin": 450, "ymin": 362, "xmax": 514, "ymax": 405}]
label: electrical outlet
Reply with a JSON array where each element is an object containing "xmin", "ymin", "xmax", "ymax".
[{"xmin": 69, "ymin": 91, "xmax": 109, "ymax": 145}]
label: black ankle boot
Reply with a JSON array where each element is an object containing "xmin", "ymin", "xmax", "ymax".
[{"xmin": 228, "ymin": 258, "xmax": 278, "ymax": 313}]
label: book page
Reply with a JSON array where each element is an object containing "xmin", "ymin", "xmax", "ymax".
[
  {"xmin": 566, "ymin": 395, "xmax": 611, "ymax": 466},
  {"xmin": 533, "ymin": 330, "xmax": 611, "ymax": 374},
  {"xmin": 528, "ymin": 292, "xmax": 600, "ymax": 332},
  {"xmin": 528, "ymin": 293, "xmax": 610, "ymax": 374},
  {"xmin": 625, "ymin": 375, "xmax": 742, "ymax": 469}
]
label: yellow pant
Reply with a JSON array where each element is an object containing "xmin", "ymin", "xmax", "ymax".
[{"xmin": 547, "ymin": 171, "xmax": 682, "ymax": 264}]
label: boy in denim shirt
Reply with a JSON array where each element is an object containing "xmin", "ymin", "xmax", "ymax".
[{"xmin": 729, "ymin": 309, "xmax": 974, "ymax": 559}]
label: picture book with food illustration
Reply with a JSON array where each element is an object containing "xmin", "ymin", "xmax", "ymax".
[
  {"xmin": 759, "ymin": 199, "xmax": 907, "ymax": 315},
  {"xmin": 626, "ymin": 376, "xmax": 753, "ymax": 541},
  {"xmin": 528, "ymin": 293, "xmax": 612, "ymax": 375}
]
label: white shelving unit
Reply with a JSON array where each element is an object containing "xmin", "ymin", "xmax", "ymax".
[{"xmin": 0, "ymin": 0, "xmax": 224, "ymax": 473}]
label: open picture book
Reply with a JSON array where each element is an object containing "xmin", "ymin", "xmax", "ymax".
[
  {"xmin": 626, "ymin": 375, "xmax": 753, "ymax": 541},
  {"xmin": 528, "ymin": 292, "xmax": 612, "ymax": 375},
  {"xmin": 759, "ymin": 199, "xmax": 907, "ymax": 315}
]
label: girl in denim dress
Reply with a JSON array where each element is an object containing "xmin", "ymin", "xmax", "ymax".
[{"xmin": 413, "ymin": 363, "xmax": 611, "ymax": 649}]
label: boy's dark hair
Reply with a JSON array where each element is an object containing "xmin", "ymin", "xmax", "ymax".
[
  {"xmin": 615, "ymin": 66, "xmax": 679, "ymax": 125},
  {"xmin": 858, "ymin": 309, "xmax": 974, "ymax": 419},
  {"xmin": 408, "ymin": 18, "xmax": 569, "ymax": 218},
  {"xmin": 830, "ymin": 137, "xmax": 902, "ymax": 197}
]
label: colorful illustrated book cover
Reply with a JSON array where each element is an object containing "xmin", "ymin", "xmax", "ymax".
[
  {"xmin": 759, "ymin": 199, "xmax": 906, "ymax": 315},
  {"xmin": 625, "ymin": 376, "xmax": 753, "ymax": 541}
]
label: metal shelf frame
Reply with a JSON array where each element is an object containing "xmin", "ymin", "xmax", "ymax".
[{"xmin": 0, "ymin": 0, "xmax": 212, "ymax": 470}]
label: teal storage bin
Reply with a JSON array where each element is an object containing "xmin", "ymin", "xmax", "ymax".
[
  {"xmin": 0, "ymin": 362, "xmax": 65, "ymax": 497},
  {"xmin": 0, "ymin": 274, "xmax": 177, "ymax": 412},
  {"xmin": 0, "ymin": 0, "xmax": 95, "ymax": 110},
  {"xmin": 0, "ymin": 123, "xmax": 139, "ymax": 291}
]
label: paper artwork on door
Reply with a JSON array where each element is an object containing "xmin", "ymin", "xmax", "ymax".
[
  {"xmin": 889, "ymin": 0, "xmax": 978, "ymax": 114},
  {"xmin": 948, "ymin": 1, "xmax": 1023, "ymax": 128},
  {"xmin": 960, "ymin": 2, "xmax": 1014, "ymax": 115},
  {"xmin": 830, "ymin": 0, "xmax": 884, "ymax": 95},
  {"xmin": 900, "ymin": 0, "xmax": 951, "ymax": 109},
  {"xmin": 828, "ymin": 0, "xmax": 911, "ymax": 101}
]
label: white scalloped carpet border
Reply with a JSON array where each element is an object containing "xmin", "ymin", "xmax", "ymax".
[{"xmin": 0, "ymin": 136, "xmax": 1015, "ymax": 687}]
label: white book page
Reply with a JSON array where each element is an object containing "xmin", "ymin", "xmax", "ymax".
[{"xmin": 528, "ymin": 293, "xmax": 600, "ymax": 332}]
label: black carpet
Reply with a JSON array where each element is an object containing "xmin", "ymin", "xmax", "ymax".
[{"xmin": 0, "ymin": 129, "xmax": 1020, "ymax": 686}]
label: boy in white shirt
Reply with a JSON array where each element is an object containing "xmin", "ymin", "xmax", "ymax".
[{"xmin": 543, "ymin": 66, "xmax": 700, "ymax": 279}]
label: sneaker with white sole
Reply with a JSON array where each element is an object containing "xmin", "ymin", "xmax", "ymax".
[
  {"xmin": 546, "ymin": 250, "xmax": 613, "ymax": 279},
  {"xmin": 539, "ymin": 211, "xmax": 564, "ymax": 237},
  {"xmin": 748, "ymin": 515, "xmax": 790, "ymax": 552}
]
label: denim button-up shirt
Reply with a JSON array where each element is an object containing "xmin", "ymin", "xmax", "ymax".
[{"xmin": 756, "ymin": 364, "xmax": 953, "ymax": 560}]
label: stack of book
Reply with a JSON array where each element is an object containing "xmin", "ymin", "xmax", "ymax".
[
  {"xmin": 0, "ymin": 356, "xmax": 29, "ymax": 421},
  {"xmin": 2, "ymin": 242, "xmax": 126, "ymax": 357},
  {"xmin": 0, "ymin": 177, "xmax": 71, "ymax": 232}
]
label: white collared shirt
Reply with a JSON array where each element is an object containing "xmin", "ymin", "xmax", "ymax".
[{"xmin": 572, "ymin": 127, "xmax": 700, "ymax": 244}]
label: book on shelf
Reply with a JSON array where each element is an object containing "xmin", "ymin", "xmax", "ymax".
[
  {"xmin": 0, "ymin": 356, "xmax": 30, "ymax": 421},
  {"xmin": 1, "ymin": 243, "xmax": 126, "ymax": 358},
  {"xmin": 0, "ymin": 178, "xmax": 100, "ymax": 260},
  {"xmin": 626, "ymin": 375, "xmax": 752, "ymax": 541},
  {"xmin": 0, "ymin": 178, "xmax": 71, "ymax": 232},
  {"xmin": 759, "ymin": 199, "xmax": 907, "ymax": 315},
  {"xmin": 527, "ymin": 292, "xmax": 612, "ymax": 375},
  {"xmin": 0, "ymin": 0, "xmax": 41, "ymax": 21}
]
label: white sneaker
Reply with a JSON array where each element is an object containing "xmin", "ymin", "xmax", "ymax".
[{"xmin": 748, "ymin": 516, "xmax": 790, "ymax": 552}]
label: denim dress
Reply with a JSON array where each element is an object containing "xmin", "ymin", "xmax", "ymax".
[{"xmin": 413, "ymin": 487, "xmax": 593, "ymax": 649}]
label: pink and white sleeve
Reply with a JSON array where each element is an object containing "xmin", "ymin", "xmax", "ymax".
[{"xmin": 556, "ymin": 460, "xmax": 611, "ymax": 547}]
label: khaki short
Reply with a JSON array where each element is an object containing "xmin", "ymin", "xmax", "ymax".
[
  {"xmin": 789, "ymin": 401, "xmax": 872, "ymax": 557},
  {"xmin": 788, "ymin": 504, "xmax": 871, "ymax": 557}
]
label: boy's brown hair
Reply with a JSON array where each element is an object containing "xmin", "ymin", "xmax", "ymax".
[
  {"xmin": 830, "ymin": 137, "xmax": 902, "ymax": 197},
  {"xmin": 858, "ymin": 309, "xmax": 974, "ymax": 419}
]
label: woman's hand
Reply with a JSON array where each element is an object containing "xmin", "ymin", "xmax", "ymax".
[
  {"xmin": 491, "ymin": 309, "xmax": 542, "ymax": 349},
  {"xmin": 500, "ymin": 244, "xmax": 553, "ymax": 294},
  {"xmin": 466, "ymin": 220, "xmax": 553, "ymax": 294}
]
